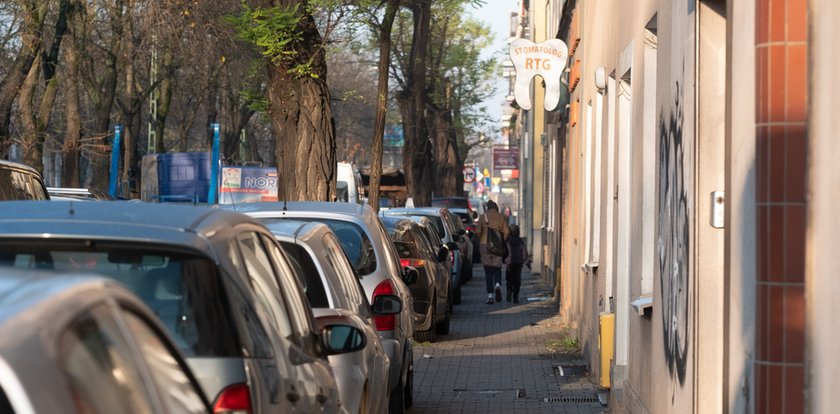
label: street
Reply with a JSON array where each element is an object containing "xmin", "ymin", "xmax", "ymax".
[{"xmin": 410, "ymin": 264, "xmax": 605, "ymax": 414}]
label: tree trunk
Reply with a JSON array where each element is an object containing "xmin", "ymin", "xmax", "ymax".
[
  {"xmin": 266, "ymin": 5, "xmax": 335, "ymax": 202},
  {"xmin": 153, "ymin": 49, "xmax": 174, "ymax": 153},
  {"xmin": 368, "ymin": 0, "xmax": 400, "ymax": 212},
  {"xmin": 62, "ymin": 0, "xmax": 83, "ymax": 187},
  {"xmin": 0, "ymin": 2, "xmax": 48, "ymax": 158},
  {"xmin": 18, "ymin": 55, "xmax": 41, "ymax": 170},
  {"xmin": 87, "ymin": 0, "xmax": 123, "ymax": 191},
  {"xmin": 402, "ymin": 0, "xmax": 433, "ymax": 206}
]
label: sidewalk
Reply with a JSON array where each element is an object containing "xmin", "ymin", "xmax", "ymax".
[{"xmin": 409, "ymin": 264, "xmax": 606, "ymax": 413}]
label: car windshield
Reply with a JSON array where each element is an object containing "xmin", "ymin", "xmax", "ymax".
[
  {"xmin": 389, "ymin": 213, "xmax": 445, "ymax": 238},
  {"xmin": 261, "ymin": 218, "xmax": 377, "ymax": 276},
  {"xmin": 0, "ymin": 241, "xmax": 239, "ymax": 357}
]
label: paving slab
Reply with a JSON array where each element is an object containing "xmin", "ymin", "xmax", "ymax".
[{"xmin": 408, "ymin": 265, "xmax": 607, "ymax": 414}]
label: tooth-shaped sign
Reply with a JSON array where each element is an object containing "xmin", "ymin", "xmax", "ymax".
[{"xmin": 509, "ymin": 38, "xmax": 569, "ymax": 111}]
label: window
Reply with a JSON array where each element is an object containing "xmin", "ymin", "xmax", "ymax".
[
  {"xmin": 281, "ymin": 242, "xmax": 330, "ymax": 309},
  {"xmin": 0, "ymin": 167, "xmax": 47, "ymax": 201},
  {"xmin": 323, "ymin": 232, "xmax": 369, "ymax": 317},
  {"xmin": 261, "ymin": 235, "xmax": 319, "ymax": 353},
  {"xmin": 0, "ymin": 241, "xmax": 239, "ymax": 357},
  {"xmin": 238, "ymin": 232, "xmax": 292, "ymax": 345},
  {"xmin": 59, "ymin": 307, "xmax": 155, "ymax": 414},
  {"xmin": 121, "ymin": 311, "xmax": 206, "ymax": 414}
]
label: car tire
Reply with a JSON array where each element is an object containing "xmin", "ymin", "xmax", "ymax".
[
  {"xmin": 404, "ymin": 362, "xmax": 414, "ymax": 409},
  {"xmin": 464, "ymin": 261, "xmax": 473, "ymax": 282},
  {"xmin": 415, "ymin": 304, "xmax": 437, "ymax": 342},
  {"xmin": 389, "ymin": 377, "xmax": 405, "ymax": 414},
  {"xmin": 452, "ymin": 282, "xmax": 462, "ymax": 305},
  {"xmin": 435, "ymin": 299, "xmax": 451, "ymax": 335}
]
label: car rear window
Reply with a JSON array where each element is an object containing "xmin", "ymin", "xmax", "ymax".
[
  {"xmin": 280, "ymin": 242, "xmax": 330, "ymax": 309},
  {"xmin": 260, "ymin": 218, "xmax": 377, "ymax": 276},
  {"xmin": 0, "ymin": 241, "xmax": 240, "ymax": 357}
]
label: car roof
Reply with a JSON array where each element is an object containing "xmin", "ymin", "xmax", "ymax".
[
  {"xmin": 383, "ymin": 206, "xmax": 448, "ymax": 215},
  {"xmin": 220, "ymin": 201, "xmax": 369, "ymax": 216},
  {"xmin": 261, "ymin": 219, "xmax": 331, "ymax": 243},
  {"xmin": 0, "ymin": 160, "xmax": 41, "ymax": 176},
  {"xmin": 0, "ymin": 201, "xmax": 262, "ymax": 256}
]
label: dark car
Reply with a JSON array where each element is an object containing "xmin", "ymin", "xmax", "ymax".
[
  {"xmin": 0, "ymin": 160, "xmax": 49, "ymax": 201},
  {"xmin": 0, "ymin": 268, "xmax": 211, "ymax": 414},
  {"xmin": 380, "ymin": 216, "xmax": 452, "ymax": 342},
  {"xmin": 430, "ymin": 196, "xmax": 472, "ymax": 211},
  {"xmin": 0, "ymin": 201, "xmax": 364, "ymax": 413},
  {"xmin": 383, "ymin": 207, "xmax": 472, "ymax": 304},
  {"xmin": 450, "ymin": 207, "xmax": 481, "ymax": 265}
]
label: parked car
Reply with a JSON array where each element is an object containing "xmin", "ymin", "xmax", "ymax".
[
  {"xmin": 382, "ymin": 207, "xmax": 471, "ymax": 304},
  {"xmin": 0, "ymin": 267, "xmax": 211, "ymax": 413},
  {"xmin": 222, "ymin": 201, "xmax": 417, "ymax": 413},
  {"xmin": 265, "ymin": 219, "xmax": 395, "ymax": 414},
  {"xmin": 0, "ymin": 160, "xmax": 49, "ymax": 201},
  {"xmin": 449, "ymin": 207, "xmax": 481, "ymax": 265},
  {"xmin": 380, "ymin": 216, "xmax": 452, "ymax": 342},
  {"xmin": 430, "ymin": 196, "xmax": 472, "ymax": 211},
  {"xmin": 0, "ymin": 201, "xmax": 364, "ymax": 413}
]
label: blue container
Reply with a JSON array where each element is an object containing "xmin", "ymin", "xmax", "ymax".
[{"xmin": 156, "ymin": 152, "xmax": 211, "ymax": 203}]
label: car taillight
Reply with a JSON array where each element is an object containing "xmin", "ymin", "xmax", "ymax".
[
  {"xmin": 373, "ymin": 280, "xmax": 396, "ymax": 331},
  {"xmin": 466, "ymin": 225, "xmax": 476, "ymax": 232},
  {"xmin": 213, "ymin": 383, "xmax": 251, "ymax": 414},
  {"xmin": 399, "ymin": 258, "xmax": 426, "ymax": 268}
]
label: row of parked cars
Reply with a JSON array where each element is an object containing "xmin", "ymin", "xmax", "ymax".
[{"xmin": 0, "ymin": 159, "xmax": 480, "ymax": 413}]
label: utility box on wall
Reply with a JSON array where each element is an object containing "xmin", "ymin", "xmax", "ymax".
[{"xmin": 599, "ymin": 313, "xmax": 615, "ymax": 388}]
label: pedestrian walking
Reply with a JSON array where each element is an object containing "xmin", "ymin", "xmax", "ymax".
[
  {"xmin": 505, "ymin": 225, "xmax": 528, "ymax": 303},
  {"xmin": 477, "ymin": 200, "xmax": 510, "ymax": 304}
]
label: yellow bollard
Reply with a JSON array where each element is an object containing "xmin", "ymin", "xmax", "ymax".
[{"xmin": 599, "ymin": 313, "xmax": 615, "ymax": 388}]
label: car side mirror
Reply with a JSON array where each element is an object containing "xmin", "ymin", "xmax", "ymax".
[
  {"xmin": 437, "ymin": 247, "xmax": 449, "ymax": 262},
  {"xmin": 446, "ymin": 241, "xmax": 459, "ymax": 251},
  {"xmin": 321, "ymin": 324, "xmax": 366, "ymax": 355},
  {"xmin": 371, "ymin": 294, "xmax": 403, "ymax": 315},
  {"xmin": 401, "ymin": 266, "xmax": 419, "ymax": 285}
]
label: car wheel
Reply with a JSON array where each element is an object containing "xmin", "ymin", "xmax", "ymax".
[
  {"xmin": 415, "ymin": 303, "xmax": 436, "ymax": 342},
  {"xmin": 435, "ymin": 299, "xmax": 451, "ymax": 335},
  {"xmin": 452, "ymin": 282, "xmax": 462, "ymax": 305},
  {"xmin": 464, "ymin": 260, "xmax": 473, "ymax": 281},
  {"xmin": 389, "ymin": 377, "xmax": 405, "ymax": 414}
]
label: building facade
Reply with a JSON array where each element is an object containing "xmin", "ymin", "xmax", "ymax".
[{"xmin": 511, "ymin": 0, "xmax": 832, "ymax": 412}]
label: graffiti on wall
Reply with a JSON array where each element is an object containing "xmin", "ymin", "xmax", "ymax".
[{"xmin": 657, "ymin": 82, "xmax": 691, "ymax": 386}]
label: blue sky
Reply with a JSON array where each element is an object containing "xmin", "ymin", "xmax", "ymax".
[{"xmin": 467, "ymin": 1, "xmax": 516, "ymax": 130}]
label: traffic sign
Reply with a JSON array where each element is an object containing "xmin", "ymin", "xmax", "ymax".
[{"xmin": 463, "ymin": 167, "xmax": 476, "ymax": 183}]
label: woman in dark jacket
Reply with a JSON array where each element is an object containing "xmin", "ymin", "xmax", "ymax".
[{"xmin": 505, "ymin": 225, "xmax": 528, "ymax": 303}]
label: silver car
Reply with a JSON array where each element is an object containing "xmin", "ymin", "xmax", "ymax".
[
  {"xmin": 0, "ymin": 201, "xmax": 364, "ymax": 413},
  {"xmin": 0, "ymin": 267, "xmax": 211, "ymax": 413},
  {"xmin": 221, "ymin": 201, "xmax": 417, "ymax": 414},
  {"xmin": 267, "ymin": 220, "xmax": 395, "ymax": 414}
]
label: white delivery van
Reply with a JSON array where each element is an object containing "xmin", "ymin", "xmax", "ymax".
[{"xmin": 336, "ymin": 162, "xmax": 365, "ymax": 204}]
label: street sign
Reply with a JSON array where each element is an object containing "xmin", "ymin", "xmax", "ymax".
[
  {"xmin": 475, "ymin": 169, "xmax": 484, "ymax": 181},
  {"xmin": 492, "ymin": 177, "xmax": 502, "ymax": 186},
  {"xmin": 493, "ymin": 147, "xmax": 520, "ymax": 170},
  {"xmin": 463, "ymin": 167, "xmax": 475, "ymax": 183},
  {"xmin": 476, "ymin": 182, "xmax": 485, "ymax": 193}
]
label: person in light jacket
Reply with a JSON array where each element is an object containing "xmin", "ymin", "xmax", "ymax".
[{"xmin": 477, "ymin": 200, "xmax": 510, "ymax": 304}]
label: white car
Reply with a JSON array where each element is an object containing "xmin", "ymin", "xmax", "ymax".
[{"xmin": 266, "ymin": 220, "xmax": 396, "ymax": 414}]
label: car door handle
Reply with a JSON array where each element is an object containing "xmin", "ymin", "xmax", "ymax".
[{"xmin": 287, "ymin": 391, "xmax": 301, "ymax": 403}]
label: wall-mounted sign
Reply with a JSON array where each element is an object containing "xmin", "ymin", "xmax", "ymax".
[
  {"xmin": 493, "ymin": 147, "xmax": 520, "ymax": 170},
  {"xmin": 509, "ymin": 38, "xmax": 569, "ymax": 111}
]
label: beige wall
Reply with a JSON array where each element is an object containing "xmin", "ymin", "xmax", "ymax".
[
  {"xmin": 807, "ymin": 0, "xmax": 840, "ymax": 411},
  {"xmin": 556, "ymin": 0, "xmax": 731, "ymax": 412},
  {"xmin": 724, "ymin": 0, "xmax": 756, "ymax": 411}
]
